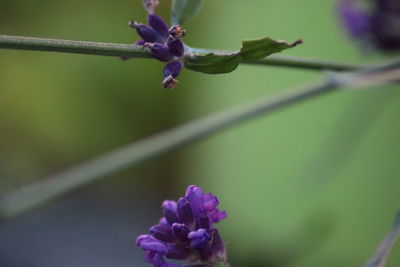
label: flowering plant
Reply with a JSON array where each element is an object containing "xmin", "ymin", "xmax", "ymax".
[
  {"xmin": 126, "ymin": 0, "xmax": 302, "ymax": 88},
  {"xmin": 136, "ymin": 185, "xmax": 228, "ymax": 267},
  {"xmin": 337, "ymin": 0, "xmax": 400, "ymax": 51}
]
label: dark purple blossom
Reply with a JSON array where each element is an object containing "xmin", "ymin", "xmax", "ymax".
[
  {"xmin": 136, "ymin": 185, "xmax": 228, "ymax": 267},
  {"xmin": 337, "ymin": 0, "xmax": 400, "ymax": 51},
  {"xmin": 126, "ymin": 1, "xmax": 186, "ymax": 88}
]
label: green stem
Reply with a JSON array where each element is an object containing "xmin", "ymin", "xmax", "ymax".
[
  {"xmin": 0, "ymin": 37, "xmax": 398, "ymax": 219},
  {"xmin": 0, "ymin": 34, "xmax": 359, "ymax": 71},
  {"xmin": 0, "ymin": 34, "xmax": 152, "ymax": 58},
  {"xmin": 0, "ymin": 81, "xmax": 338, "ymax": 219},
  {"xmin": 364, "ymin": 212, "xmax": 400, "ymax": 267}
]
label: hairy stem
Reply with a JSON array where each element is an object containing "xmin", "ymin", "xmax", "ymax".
[{"xmin": 0, "ymin": 34, "xmax": 359, "ymax": 71}]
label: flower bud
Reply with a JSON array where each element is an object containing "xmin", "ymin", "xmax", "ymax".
[
  {"xmin": 177, "ymin": 197, "xmax": 194, "ymax": 225},
  {"xmin": 188, "ymin": 229, "xmax": 211, "ymax": 249},
  {"xmin": 148, "ymin": 14, "xmax": 170, "ymax": 39},
  {"xmin": 162, "ymin": 200, "xmax": 180, "ymax": 224},
  {"xmin": 135, "ymin": 40, "xmax": 146, "ymax": 45},
  {"xmin": 167, "ymin": 37, "xmax": 185, "ymax": 57},
  {"xmin": 146, "ymin": 43, "xmax": 173, "ymax": 62},
  {"xmin": 162, "ymin": 62, "xmax": 182, "ymax": 89},
  {"xmin": 172, "ymin": 223, "xmax": 190, "ymax": 242},
  {"xmin": 136, "ymin": 235, "xmax": 167, "ymax": 253},
  {"xmin": 210, "ymin": 229, "xmax": 224, "ymax": 253},
  {"xmin": 163, "ymin": 61, "xmax": 182, "ymax": 78},
  {"xmin": 129, "ymin": 21, "xmax": 164, "ymax": 43},
  {"xmin": 195, "ymin": 216, "xmax": 210, "ymax": 230},
  {"xmin": 150, "ymin": 224, "xmax": 176, "ymax": 242},
  {"xmin": 166, "ymin": 245, "xmax": 191, "ymax": 260}
]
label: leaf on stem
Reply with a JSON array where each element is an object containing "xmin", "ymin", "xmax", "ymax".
[
  {"xmin": 171, "ymin": 0, "xmax": 203, "ymax": 26},
  {"xmin": 184, "ymin": 37, "xmax": 303, "ymax": 74}
]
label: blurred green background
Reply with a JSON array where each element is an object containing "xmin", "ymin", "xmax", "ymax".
[{"xmin": 0, "ymin": 0, "xmax": 399, "ymax": 267}]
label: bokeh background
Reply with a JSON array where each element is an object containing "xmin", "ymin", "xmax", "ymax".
[{"xmin": 0, "ymin": 0, "xmax": 399, "ymax": 266}]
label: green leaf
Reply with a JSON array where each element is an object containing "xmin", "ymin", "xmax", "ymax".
[
  {"xmin": 185, "ymin": 37, "xmax": 303, "ymax": 74},
  {"xmin": 171, "ymin": 0, "xmax": 203, "ymax": 26},
  {"xmin": 184, "ymin": 53, "xmax": 242, "ymax": 74}
]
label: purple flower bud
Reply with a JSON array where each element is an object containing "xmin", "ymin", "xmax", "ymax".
[
  {"xmin": 136, "ymin": 186, "xmax": 227, "ymax": 267},
  {"xmin": 188, "ymin": 229, "xmax": 211, "ymax": 249},
  {"xmin": 135, "ymin": 40, "xmax": 146, "ymax": 45},
  {"xmin": 129, "ymin": 21, "xmax": 164, "ymax": 43},
  {"xmin": 162, "ymin": 62, "xmax": 182, "ymax": 89},
  {"xmin": 146, "ymin": 43, "xmax": 173, "ymax": 62},
  {"xmin": 150, "ymin": 224, "xmax": 176, "ymax": 242},
  {"xmin": 148, "ymin": 14, "xmax": 170, "ymax": 39},
  {"xmin": 172, "ymin": 223, "xmax": 190, "ymax": 242},
  {"xmin": 337, "ymin": 0, "xmax": 400, "ymax": 51},
  {"xmin": 185, "ymin": 185, "xmax": 227, "ymax": 223},
  {"xmin": 163, "ymin": 61, "xmax": 182, "ymax": 78},
  {"xmin": 337, "ymin": 0, "xmax": 371, "ymax": 37},
  {"xmin": 167, "ymin": 37, "xmax": 185, "ymax": 57},
  {"xmin": 159, "ymin": 217, "xmax": 169, "ymax": 226},
  {"xmin": 137, "ymin": 235, "xmax": 168, "ymax": 253},
  {"xmin": 145, "ymin": 251, "xmax": 164, "ymax": 266},
  {"xmin": 162, "ymin": 200, "xmax": 180, "ymax": 224},
  {"xmin": 177, "ymin": 197, "xmax": 194, "ymax": 225},
  {"xmin": 208, "ymin": 208, "xmax": 228, "ymax": 223},
  {"xmin": 166, "ymin": 245, "xmax": 191, "ymax": 260},
  {"xmin": 195, "ymin": 216, "xmax": 210, "ymax": 230},
  {"xmin": 210, "ymin": 229, "xmax": 224, "ymax": 253}
]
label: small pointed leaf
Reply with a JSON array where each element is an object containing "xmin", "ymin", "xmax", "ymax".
[
  {"xmin": 185, "ymin": 37, "xmax": 303, "ymax": 74},
  {"xmin": 171, "ymin": 0, "xmax": 203, "ymax": 26}
]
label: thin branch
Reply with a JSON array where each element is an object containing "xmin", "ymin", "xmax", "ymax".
[
  {"xmin": 0, "ymin": 57, "xmax": 398, "ymax": 219},
  {"xmin": 0, "ymin": 34, "xmax": 360, "ymax": 71},
  {"xmin": 0, "ymin": 34, "xmax": 152, "ymax": 58},
  {"xmin": 364, "ymin": 211, "xmax": 400, "ymax": 267},
  {"xmin": 0, "ymin": 81, "xmax": 337, "ymax": 219}
]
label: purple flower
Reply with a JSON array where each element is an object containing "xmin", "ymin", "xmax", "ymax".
[
  {"xmin": 126, "ymin": 1, "xmax": 186, "ymax": 88},
  {"xmin": 337, "ymin": 0, "xmax": 400, "ymax": 51},
  {"xmin": 136, "ymin": 185, "xmax": 228, "ymax": 267},
  {"xmin": 337, "ymin": 0, "xmax": 371, "ymax": 38}
]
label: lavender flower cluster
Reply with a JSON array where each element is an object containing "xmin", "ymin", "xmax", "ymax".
[
  {"xmin": 128, "ymin": 0, "xmax": 186, "ymax": 88},
  {"xmin": 337, "ymin": 0, "xmax": 400, "ymax": 51},
  {"xmin": 136, "ymin": 185, "xmax": 228, "ymax": 267}
]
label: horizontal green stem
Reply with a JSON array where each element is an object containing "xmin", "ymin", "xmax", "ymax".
[
  {"xmin": 0, "ymin": 34, "xmax": 360, "ymax": 71},
  {"xmin": 0, "ymin": 34, "xmax": 152, "ymax": 58}
]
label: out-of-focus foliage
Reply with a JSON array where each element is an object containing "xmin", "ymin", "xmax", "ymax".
[{"xmin": 0, "ymin": 0, "xmax": 399, "ymax": 267}]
